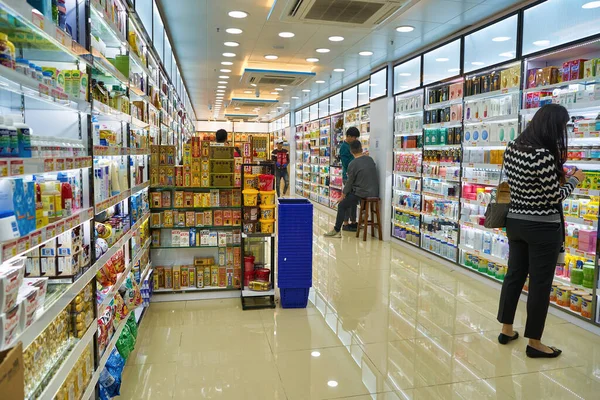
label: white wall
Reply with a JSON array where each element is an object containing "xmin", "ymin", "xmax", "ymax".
[
  {"xmin": 194, "ymin": 121, "xmax": 270, "ymax": 133},
  {"xmin": 195, "ymin": 121, "xmax": 233, "ymax": 132}
]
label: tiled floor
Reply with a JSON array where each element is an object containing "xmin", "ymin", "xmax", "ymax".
[{"xmin": 120, "ymin": 207, "xmax": 600, "ymax": 399}]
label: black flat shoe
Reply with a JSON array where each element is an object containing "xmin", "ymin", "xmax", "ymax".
[
  {"xmin": 498, "ymin": 331, "xmax": 519, "ymax": 344},
  {"xmin": 526, "ymin": 345, "xmax": 562, "ymax": 358}
]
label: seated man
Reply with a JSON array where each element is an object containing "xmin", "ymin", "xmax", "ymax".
[{"xmin": 324, "ymin": 140, "xmax": 379, "ymax": 238}]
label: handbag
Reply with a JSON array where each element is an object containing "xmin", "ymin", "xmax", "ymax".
[{"xmin": 484, "ymin": 162, "xmax": 510, "ymax": 229}]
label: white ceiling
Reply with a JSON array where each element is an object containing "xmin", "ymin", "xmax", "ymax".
[{"xmin": 157, "ymin": 0, "xmax": 530, "ymax": 122}]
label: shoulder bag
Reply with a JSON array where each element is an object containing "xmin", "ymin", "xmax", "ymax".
[{"xmin": 483, "ymin": 160, "xmax": 510, "ymax": 229}]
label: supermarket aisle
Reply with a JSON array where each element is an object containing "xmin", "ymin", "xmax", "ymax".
[{"xmin": 120, "ymin": 207, "xmax": 600, "ymax": 399}]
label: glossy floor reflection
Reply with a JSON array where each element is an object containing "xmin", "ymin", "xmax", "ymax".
[{"xmin": 120, "ymin": 207, "xmax": 600, "ymax": 399}]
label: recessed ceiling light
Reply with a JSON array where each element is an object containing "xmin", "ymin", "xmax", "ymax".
[
  {"xmin": 279, "ymin": 32, "xmax": 295, "ymax": 38},
  {"xmin": 284, "ymin": 102, "xmax": 290, "ymax": 105},
  {"xmin": 448, "ymin": 68, "xmax": 460, "ymax": 72},
  {"xmin": 217, "ymin": 89, "xmax": 225, "ymax": 93},
  {"xmin": 315, "ymin": 80, "xmax": 325, "ymax": 83},
  {"xmin": 533, "ymin": 40, "xmax": 550, "ymax": 47},
  {"xmin": 218, "ymin": 81, "xmax": 227, "ymax": 84},
  {"xmin": 292, "ymin": 96, "xmax": 299, "ymax": 99},
  {"xmin": 436, "ymin": 57, "xmax": 449, "ymax": 62},
  {"xmin": 225, "ymin": 28, "xmax": 242, "ymax": 34},
  {"xmin": 234, "ymin": 107, "xmax": 240, "ymax": 110},
  {"xmin": 333, "ymin": 68, "xmax": 345, "ymax": 72},
  {"xmin": 222, "ymin": 52, "xmax": 236, "ymax": 57},
  {"xmin": 275, "ymin": 88, "xmax": 284, "ymax": 91},
  {"xmin": 492, "ymin": 36, "xmax": 511, "ymax": 42},
  {"xmin": 219, "ymin": 76, "xmax": 229, "ymax": 79},
  {"xmin": 471, "ymin": 61, "xmax": 485, "ymax": 66},
  {"xmin": 221, "ymin": 61, "xmax": 233, "ymax": 66},
  {"xmin": 265, "ymin": 54, "xmax": 278, "ymax": 60},
  {"xmin": 329, "ymin": 36, "xmax": 344, "ymax": 42},
  {"xmin": 396, "ymin": 25, "xmax": 414, "ymax": 33},
  {"xmin": 244, "ymin": 90, "xmax": 253, "ymax": 94},
  {"xmin": 250, "ymin": 83, "xmax": 257, "ymax": 87},
  {"xmin": 271, "ymin": 92, "xmax": 279, "ymax": 95},
  {"xmin": 306, "ymin": 57, "xmax": 319, "ymax": 62},
  {"xmin": 398, "ymin": 72, "xmax": 411, "ymax": 77},
  {"xmin": 228, "ymin": 11, "xmax": 248, "ymax": 18},
  {"xmin": 315, "ymin": 48, "xmax": 330, "ymax": 53},
  {"xmin": 217, "ymin": 85, "xmax": 227, "ymax": 89},
  {"xmin": 499, "ymin": 52, "xmax": 514, "ymax": 58},
  {"xmin": 302, "ymin": 89, "xmax": 311, "ymax": 92},
  {"xmin": 327, "ymin": 381, "xmax": 338, "ymax": 388},
  {"xmin": 583, "ymin": 1, "xmax": 600, "ymax": 9},
  {"xmin": 359, "ymin": 51, "xmax": 373, "ymax": 56},
  {"xmin": 224, "ymin": 41, "xmax": 239, "ymax": 47}
]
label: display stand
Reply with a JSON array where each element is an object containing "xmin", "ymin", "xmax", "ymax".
[{"xmin": 241, "ymin": 163, "xmax": 276, "ymax": 310}]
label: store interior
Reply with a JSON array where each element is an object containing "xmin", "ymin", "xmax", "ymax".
[{"xmin": 2, "ymin": 0, "xmax": 600, "ymax": 399}]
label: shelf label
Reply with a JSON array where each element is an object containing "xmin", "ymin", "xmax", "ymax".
[
  {"xmin": 16, "ymin": 237, "xmax": 29, "ymax": 255},
  {"xmin": 2, "ymin": 240, "xmax": 17, "ymax": 261},
  {"xmin": 55, "ymin": 28, "xmax": 71, "ymax": 48},
  {"xmin": 9, "ymin": 160, "xmax": 23, "ymax": 176},
  {"xmin": 56, "ymin": 220, "xmax": 65, "ymax": 235},
  {"xmin": 31, "ymin": 11, "xmax": 44, "ymax": 29},
  {"xmin": 0, "ymin": 161, "xmax": 8, "ymax": 177},
  {"xmin": 30, "ymin": 231, "xmax": 42, "ymax": 247}
]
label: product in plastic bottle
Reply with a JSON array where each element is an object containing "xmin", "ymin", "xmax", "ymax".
[
  {"xmin": 13, "ymin": 115, "xmax": 32, "ymax": 158},
  {"xmin": 0, "ymin": 116, "xmax": 9, "ymax": 157},
  {"xmin": 3, "ymin": 117, "xmax": 18, "ymax": 157},
  {"xmin": 0, "ymin": 33, "xmax": 15, "ymax": 69}
]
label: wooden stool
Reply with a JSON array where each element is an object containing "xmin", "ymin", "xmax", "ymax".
[{"xmin": 356, "ymin": 197, "xmax": 382, "ymax": 241}]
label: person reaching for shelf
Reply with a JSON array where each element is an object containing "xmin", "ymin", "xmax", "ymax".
[{"xmin": 324, "ymin": 140, "xmax": 378, "ymax": 238}]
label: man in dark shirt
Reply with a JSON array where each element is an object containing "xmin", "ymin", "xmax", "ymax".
[
  {"xmin": 271, "ymin": 139, "xmax": 289, "ymax": 196},
  {"xmin": 339, "ymin": 127, "xmax": 360, "ymax": 230},
  {"xmin": 325, "ymin": 140, "xmax": 378, "ymax": 237}
]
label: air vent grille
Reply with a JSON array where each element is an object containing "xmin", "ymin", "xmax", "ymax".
[
  {"xmin": 259, "ymin": 76, "xmax": 298, "ymax": 85},
  {"xmin": 305, "ymin": 0, "xmax": 384, "ymax": 24}
]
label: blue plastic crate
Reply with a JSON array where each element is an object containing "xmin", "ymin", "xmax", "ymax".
[
  {"xmin": 280, "ymin": 288, "xmax": 310, "ymax": 308},
  {"xmin": 277, "ymin": 199, "xmax": 313, "ymax": 290}
]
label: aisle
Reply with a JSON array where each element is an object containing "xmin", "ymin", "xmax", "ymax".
[{"xmin": 119, "ymin": 207, "xmax": 600, "ymax": 399}]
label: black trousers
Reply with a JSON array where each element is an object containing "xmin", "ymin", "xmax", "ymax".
[
  {"xmin": 342, "ymin": 179, "xmax": 357, "ymax": 223},
  {"xmin": 497, "ymin": 218, "xmax": 562, "ymax": 340},
  {"xmin": 335, "ymin": 193, "xmax": 361, "ymax": 231}
]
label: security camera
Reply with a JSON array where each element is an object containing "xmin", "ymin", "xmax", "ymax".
[{"xmin": 255, "ymin": 87, "xmax": 260, "ymax": 98}]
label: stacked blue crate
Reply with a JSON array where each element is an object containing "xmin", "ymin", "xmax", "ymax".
[{"xmin": 277, "ymin": 198, "xmax": 313, "ymax": 308}]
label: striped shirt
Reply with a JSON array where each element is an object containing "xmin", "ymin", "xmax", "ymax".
[{"xmin": 504, "ymin": 141, "xmax": 579, "ymax": 222}]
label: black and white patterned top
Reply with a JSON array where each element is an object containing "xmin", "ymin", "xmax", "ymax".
[{"xmin": 504, "ymin": 141, "xmax": 579, "ymax": 222}]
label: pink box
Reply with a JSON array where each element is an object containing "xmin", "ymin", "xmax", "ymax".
[{"xmin": 562, "ymin": 62, "xmax": 571, "ymax": 82}]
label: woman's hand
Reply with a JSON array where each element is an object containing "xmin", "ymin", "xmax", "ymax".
[{"xmin": 573, "ymin": 169, "xmax": 585, "ymax": 182}]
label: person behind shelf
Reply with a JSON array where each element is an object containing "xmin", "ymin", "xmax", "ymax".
[
  {"xmin": 339, "ymin": 127, "xmax": 360, "ymax": 231},
  {"xmin": 324, "ymin": 140, "xmax": 378, "ymax": 238},
  {"xmin": 215, "ymin": 128, "xmax": 241, "ymax": 156},
  {"xmin": 271, "ymin": 139, "xmax": 289, "ymax": 197},
  {"xmin": 496, "ymin": 103, "xmax": 584, "ymax": 359}
]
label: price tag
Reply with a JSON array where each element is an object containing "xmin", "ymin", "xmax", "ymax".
[
  {"xmin": 16, "ymin": 237, "xmax": 29, "ymax": 255},
  {"xmin": 31, "ymin": 11, "xmax": 44, "ymax": 29},
  {"xmin": 9, "ymin": 160, "xmax": 24, "ymax": 176},
  {"xmin": 56, "ymin": 220, "xmax": 65, "ymax": 235},
  {"xmin": 30, "ymin": 231, "xmax": 42, "ymax": 247},
  {"xmin": 0, "ymin": 161, "xmax": 8, "ymax": 177},
  {"xmin": 46, "ymin": 223, "xmax": 56, "ymax": 239},
  {"xmin": 44, "ymin": 158, "xmax": 55, "ymax": 172},
  {"xmin": 2, "ymin": 240, "xmax": 17, "ymax": 262},
  {"xmin": 55, "ymin": 28, "xmax": 71, "ymax": 48}
]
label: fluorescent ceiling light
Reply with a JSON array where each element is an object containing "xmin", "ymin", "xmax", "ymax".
[
  {"xmin": 315, "ymin": 80, "xmax": 325, "ymax": 83},
  {"xmin": 218, "ymin": 81, "xmax": 227, "ymax": 84},
  {"xmin": 244, "ymin": 90, "xmax": 253, "ymax": 94},
  {"xmin": 398, "ymin": 72, "xmax": 411, "ymax": 77},
  {"xmin": 292, "ymin": 96, "xmax": 299, "ymax": 99},
  {"xmin": 225, "ymin": 28, "xmax": 242, "ymax": 34},
  {"xmin": 279, "ymin": 32, "xmax": 295, "ymax": 38},
  {"xmin": 583, "ymin": 1, "xmax": 600, "ymax": 8},
  {"xmin": 471, "ymin": 61, "xmax": 485, "ymax": 66},
  {"xmin": 359, "ymin": 51, "xmax": 373, "ymax": 56},
  {"xmin": 221, "ymin": 61, "xmax": 233, "ymax": 66},
  {"xmin": 271, "ymin": 92, "xmax": 279, "ymax": 95},
  {"xmin": 234, "ymin": 107, "xmax": 240, "ymax": 110},
  {"xmin": 284, "ymin": 102, "xmax": 290, "ymax": 105},
  {"xmin": 302, "ymin": 89, "xmax": 311, "ymax": 92},
  {"xmin": 228, "ymin": 11, "xmax": 248, "ymax": 18},
  {"xmin": 217, "ymin": 86, "xmax": 227, "ymax": 89},
  {"xmin": 533, "ymin": 40, "xmax": 550, "ymax": 47},
  {"xmin": 329, "ymin": 36, "xmax": 344, "ymax": 42},
  {"xmin": 219, "ymin": 76, "xmax": 229, "ymax": 79},
  {"xmin": 492, "ymin": 36, "xmax": 511, "ymax": 42},
  {"xmin": 265, "ymin": 54, "xmax": 278, "ymax": 60},
  {"xmin": 275, "ymin": 88, "xmax": 283, "ymax": 91},
  {"xmin": 396, "ymin": 25, "xmax": 414, "ymax": 33},
  {"xmin": 224, "ymin": 41, "xmax": 239, "ymax": 47},
  {"xmin": 333, "ymin": 68, "xmax": 345, "ymax": 72},
  {"xmin": 217, "ymin": 89, "xmax": 225, "ymax": 93},
  {"xmin": 315, "ymin": 48, "xmax": 330, "ymax": 53},
  {"xmin": 222, "ymin": 52, "xmax": 236, "ymax": 57},
  {"xmin": 436, "ymin": 57, "xmax": 449, "ymax": 62},
  {"xmin": 306, "ymin": 57, "xmax": 319, "ymax": 62},
  {"xmin": 250, "ymin": 83, "xmax": 257, "ymax": 87}
]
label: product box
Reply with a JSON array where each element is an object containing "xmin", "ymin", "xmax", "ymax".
[
  {"xmin": 183, "ymin": 144, "xmax": 192, "ymax": 165},
  {"xmin": 172, "ymin": 265, "xmax": 181, "ymax": 290},
  {"xmin": 214, "ymin": 210, "xmax": 223, "ymax": 226},
  {"xmin": 210, "ymin": 265, "xmax": 219, "ymax": 286},
  {"xmin": 180, "ymin": 231, "xmax": 190, "ymax": 247},
  {"xmin": 196, "ymin": 267, "xmax": 204, "ymax": 288},
  {"xmin": 163, "ymin": 210, "xmax": 174, "ymax": 227},
  {"xmin": 185, "ymin": 211, "xmax": 195, "ymax": 227},
  {"xmin": 195, "ymin": 212, "xmax": 205, "ymax": 226},
  {"xmin": 527, "ymin": 68, "xmax": 538, "ymax": 88},
  {"xmin": 180, "ymin": 266, "xmax": 189, "ymax": 287},
  {"xmin": 203, "ymin": 266, "xmax": 211, "ymax": 287},
  {"xmin": 218, "ymin": 267, "xmax": 226, "ymax": 287},
  {"xmin": 189, "ymin": 228, "xmax": 197, "ymax": 246},
  {"xmin": 57, "ymin": 253, "xmax": 80, "ymax": 275},
  {"xmin": 0, "ymin": 335, "xmax": 24, "ymax": 397},
  {"xmin": 562, "ymin": 62, "xmax": 572, "ymax": 82},
  {"xmin": 151, "ymin": 212, "xmax": 162, "ymax": 228},
  {"xmin": 204, "ymin": 210, "xmax": 213, "ymax": 225},
  {"xmin": 541, "ymin": 66, "xmax": 559, "ymax": 86},
  {"xmin": 156, "ymin": 266, "xmax": 165, "ymax": 288},
  {"xmin": 175, "ymin": 166, "xmax": 183, "ymax": 187},
  {"xmin": 184, "ymin": 192, "xmax": 193, "ymax": 208},
  {"xmin": 200, "ymin": 230, "xmax": 209, "ymax": 246},
  {"xmin": 584, "ymin": 59, "xmax": 598, "ymax": 79},
  {"xmin": 570, "ymin": 59, "xmax": 587, "ymax": 81},
  {"xmin": 208, "ymin": 232, "xmax": 218, "ymax": 247},
  {"xmin": 161, "ymin": 191, "xmax": 172, "ymax": 208}
]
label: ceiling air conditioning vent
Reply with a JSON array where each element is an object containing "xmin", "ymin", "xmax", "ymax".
[
  {"xmin": 282, "ymin": 0, "xmax": 409, "ymax": 28},
  {"xmin": 229, "ymin": 98, "xmax": 278, "ymax": 109},
  {"xmin": 242, "ymin": 68, "xmax": 316, "ymax": 87}
]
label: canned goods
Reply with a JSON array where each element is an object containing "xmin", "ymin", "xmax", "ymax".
[
  {"xmin": 556, "ymin": 286, "xmax": 573, "ymax": 307},
  {"xmin": 581, "ymin": 295, "xmax": 593, "ymax": 319},
  {"xmin": 569, "ymin": 291, "xmax": 586, "ymax": 312},
  {"xmin": 550, "ymin": 282, "xmax": 559, "ymax": 302}
]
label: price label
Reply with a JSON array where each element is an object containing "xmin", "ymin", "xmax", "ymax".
[
  {"xmin": 0, "ymin": 161, "xmax": 8, "ymax": 177},
  {"xmin": 56, "ymin": 220, "xmax": 65, "ymax": 235},
  {"xmin": 46, "ymin": 223, "xmax": 56, "ymax": 239},
  {"xmin": 30, "ymin": 231, "xmax": 42, "ymax": 247},
  {"xmin": 31, "ymin": 11, "xmax": 44, "ymax": 29},
  {"xmin": 2, "ymin": 240, "xmax": 17, "ymax": 262},
  {"xmin": 9, "ymin": 160, "xmax": 24, "ymax": 176},
  {"xmin": 55, "ymin": 28, "xmax": 71, "ymax": 48},
  {"xmin": 17, "ymin": 237, "xmax": 29, "ymax": 255}
]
